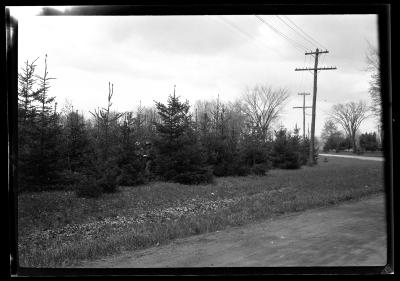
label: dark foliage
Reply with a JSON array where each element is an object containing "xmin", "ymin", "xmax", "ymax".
[
  {"xmin": 210, "ymin": 142, "xmax": 247, "ymax": 177},
  {"xmin": 115, "ymin": 114, "xmax": 147, "ymax": 187},
  {"xmin": 96, "ymin": 163, "xmax": 120, "ymax": 193},
  {"xmin": 300, "ymin": 137, "xmax": 318, "ymax": 165},
  {"xmin": 152, "ymin": 92, "xmax": 213, "ymax": 184},
  {"xmin": 323, "ymin": 132, "xmax": 351, "ymax": 152},
  {"xmin": 116, "ymin": 162, "xmax": 146, "ymax": 186},
  {"xmin": 359, "ymin": 132, "xmax": 378, "ymax": 152},
  {"xmin": 271, "ymin": 128, "xmax": 301, "ymax": 169},
  {"xmin": 172, "ymin": 168, "xmax": 214, "ymax": 185},
  {"xmin": 75, "ymin": 174, "xmax": 102, "ymax": 198},
  {"xmin": 213, "ymin": 162, "xmax": 250, "ymax": 177},
  {"xmin": 251, "ymin": 163, "xmax": 269, "ymax": 176},
  {"xmin": 17, "ymin": 58, "xmax": 339, "ymax": 194},
  {"xmin": 17, "ymin": 56, "xmax": 64, "ymax": 192}
]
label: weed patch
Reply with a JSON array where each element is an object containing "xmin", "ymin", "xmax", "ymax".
[{"xmin": 18, "ymin": 157, "xmax": 384, "ymax": 267}]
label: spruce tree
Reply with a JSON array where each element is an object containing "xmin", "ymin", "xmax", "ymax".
[
  {"xmin": 89, "ymin": 82, "xmax": 124, "ymax": 163},
  {"xmin": 64, "ymin": 109, "xmax": 93, "ymax": 173},
  {"xmin": 116, "ymin": 111, "xmax": 146, "ymax": 186},
  {"xmin": 153, "ymin": 87, "xmax": 212, "ymax": 184},
  {"xmin": 271, "ymin": 127, "xmax": 301, "ymax": 169},
  {"xmin": 88, "ymin": 83, "xmax": 124, "ymax": 193},
  {"xmin": 18, "ymin": 55, "xmax": 62, "ymax": 191},
  {"xmin": 17, "ymin": 58, "xmax": 40, "ymax": 190},
  {"xmin": 30, "ymin": 54, "xmax": 62, "ymax": 189}
]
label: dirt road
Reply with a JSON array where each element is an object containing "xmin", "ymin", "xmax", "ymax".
[
  {"xmin": 319, "ymin": 153, "xmax": 384, "ymax": 161},
  {"xmin": 78, "ymin": 194, "xmax": 387, "ymax": 267}
]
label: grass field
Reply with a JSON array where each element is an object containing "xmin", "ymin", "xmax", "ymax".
[{"xmin": 17, "ymin": 156, "xmax": 385, "ymax": 267}]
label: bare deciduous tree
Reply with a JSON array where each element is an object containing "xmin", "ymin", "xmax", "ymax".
[
  {"xmin": 366, "ymin": 42, "xmax": 381, "ymax": 121},
  {"xmin": 321, "ymin": 119, "xmax": 339, "ymax": 143},
  {"xmin": 242, "ymin": 85, "xmax": 289, "ymax": 141},
  {"xmin": 329, "ymin": 101, "xmax": 370, "ymax": 153}
]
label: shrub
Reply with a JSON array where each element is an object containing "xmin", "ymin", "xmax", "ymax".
[
  {"xmin": 116, "ymin": 170, "xmax": 146, "ymax": 187},
  {"xmin": 251, "ymin": 163, "xmax": 268, "ymax": 176},
  {"xmin": 236, "ymin": 165, "xmax": 251, "ymax": 176},
  {"xmin": 98, "ymin": 175, "xmax": 118, "ymax": 193},
  {"xmin": 75, "ymin": 174, "xmax": 102, "ymax": 198},
  {"xmin": 164, "ymin": 169, "xmax": 178, "ymax": 181},
  {"xmin": 213, "ymin": 163, "xmax": 228, "ymax": 177},
  {"xmin": 271, "ymin": 128, "xmax": 301, "ymax": 169},
  {"xmin": 359, "ymin": 132, "xmax": 378, "ymax": 151},
  {"xmin": 51, "ymin": 170, "xmax": 87, "ymax": 191},
  {"xmin": 356, "ymin": 148, "xmax": 364, "ymax": 155},
  {"xmin": 172, "ymin": 168, "xmax": 214, "ymax": 185},
  {"xmin": 323, "ymin": 132, "xmax": 347, "ymax": 152},
  {"xmin": 282, "ymin": 152, "xmax": 301, "ymax": 169},
  {"xmin": 212, "ymin": 159, "xmax": 251, "ymax": 177},
  {"xmin": 97, "ymin": 167, "xmax": 119, "ymax": 193},
  {"xmin": 116, "ymin": 162, "xmax": 146, "ymax": 187},
  {"xmin": 241, "ymin": 142, "xmax": 270, "ymax": 165}
]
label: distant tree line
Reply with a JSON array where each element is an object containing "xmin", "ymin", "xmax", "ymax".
[
  {"xmin": 321, "ymin": 102, "xmax": 379, "ymax": 154},
  {"xmin": 321, "ymin": 43, "xmax": 383, "ymax": 154},
  {"xmin": 17, "ymin": 56, "xmax": 316, "ymax": 197}
]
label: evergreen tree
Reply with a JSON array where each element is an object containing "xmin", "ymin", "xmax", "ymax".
[
  {"xmin": 195, "ymin": 99, "xmax": 249, "ymax": 177},
  {"xmin": 33, "ymin": 55, "xmax": 62, "ymax": 188},
  {"xmin": 271, "ymin": 128, "xmax": 301, "ymax": 169},
  {"xmin": 17, "ymin": 58, "xmax": 40, "ymax": 191},
  {"xmin": 63, "ymin": 109, "xmax": 93, "ymax": 172},
  {"xmin": 116, "ymin": 111, "xmax": 147, "ymax": 186},
  {"xmin": 89, "ymin": 82, "xmax": 124, "ymax": 193},
  {"xmin": 359, "ymin": 132, "xmax": 378, "ymax": 152},
  {"xmin": 152, "ymin": 88, "xmax": 212, "ymax": 184},
  {"xmin": 18, "ymin": 55, "xmax": 62, "ymax": 191},
  {"xmin": 90, "ymin": 82, "xmax": 124, "ymax": 162},
  {"xmin": 18, "ymin": 58, "xmax": 40, "ymax": 125},
  {"xmin": 323, "ymin": 131, "xmax": 346, "ymax": 152}
]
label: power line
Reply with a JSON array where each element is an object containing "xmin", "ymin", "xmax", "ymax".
[
  {"xmin": 255, "ymin": 15, "xmax": 308, "ymax": 53},
  {"xmin": 216, "ymin": 16, "xmax": 280, "ymax": 55},
  {"xmin": 275, "ymin": 15, "xmax": 318, "ymax": 50},
  {"xmin": 255, "ymin": 15, "xmax": 307, "ymax": 52},
  {"xmin": 299, "ymin": 54, "xmax": 307, "ymax": 89},
  {"xmin": 282, "ymin": 15, "xmax": 328, "ymax": 50},
  {"xmin": 218, "ymin": 16, "xmax": 258, "ymax": 43}
]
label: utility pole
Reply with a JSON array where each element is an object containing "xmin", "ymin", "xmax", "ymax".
[
  {"xmin": 293, "ymin": 92, "xmax": 312, "ymax": 139},
  {"xmin": 295, "ymin": 48, "xmax": 336, "ymax": 165}
]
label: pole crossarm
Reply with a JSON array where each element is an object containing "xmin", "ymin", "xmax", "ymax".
[
  {"xmin": 295, "ymin": 67, "xmax": 337, "ymax": 71},
  {"xmin": 293, "ymin": 91, "xmax": 312, "ymax": 139},
  {"xmin": 294, "ymin": 48, "xmax": 337, "ymax": 165},
  {"xmin": 305, "ymin": 50, "xmax": 329, "ymax": 55}
]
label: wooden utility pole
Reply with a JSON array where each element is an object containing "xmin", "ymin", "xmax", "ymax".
[
  {"xmin": 295, "ymin": 48, "xmax": 336, "ymax": 165},
  {"xmin": 293, "ymin": 92, "xmax": 312, "ymax": 139}
]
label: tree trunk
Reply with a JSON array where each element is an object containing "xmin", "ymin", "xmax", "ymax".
[{"xmin": 352, "ymin": 134, "xmax": 357, "ymax": 153}]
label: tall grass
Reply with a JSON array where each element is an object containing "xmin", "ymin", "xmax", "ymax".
[{"xmin": 17, "ymin": 157, "xmax": 384, "ymax": 267}]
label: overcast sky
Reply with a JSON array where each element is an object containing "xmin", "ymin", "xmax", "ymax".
[{"xmin": 12, "ymin": 7, "xmax": 380, "ymax": 138}]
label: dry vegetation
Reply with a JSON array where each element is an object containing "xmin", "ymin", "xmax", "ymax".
[{"xmin": 17, "ymin": 157, "xmax": 384, "ymax": 267}]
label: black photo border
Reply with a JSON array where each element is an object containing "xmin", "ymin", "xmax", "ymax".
[{"xmin": 6, "ymin": 1, "xmax": 395, "ymax": 277}]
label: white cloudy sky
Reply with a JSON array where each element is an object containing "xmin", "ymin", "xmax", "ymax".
[{"xmin": 12, "ymin": 7, "xmax": 380, "ymax": 137}]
